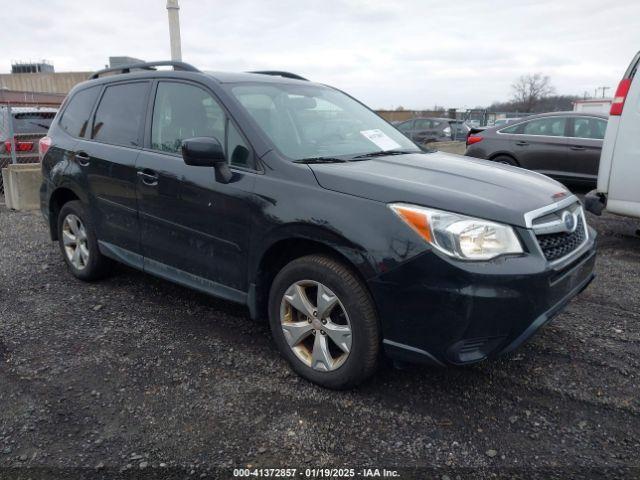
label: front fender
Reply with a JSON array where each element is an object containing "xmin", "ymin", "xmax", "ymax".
[{"xmin": 254, "ymin": 222, "xmax": 378, "ymax": 281}]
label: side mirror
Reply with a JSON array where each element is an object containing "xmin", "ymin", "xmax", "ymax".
[
  {"xmin": 181, "ymin": 137, "xmax": 232, "ymax": 183},
  {"xmin": 182, "ymin": 137, "xmax": 225, "ymax": 167}
]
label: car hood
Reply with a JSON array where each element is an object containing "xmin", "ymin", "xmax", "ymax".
[{"xmin": 309, "ymin": 152, "xmax": 570, "ymax": 227}]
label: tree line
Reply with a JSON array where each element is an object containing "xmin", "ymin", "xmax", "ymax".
[{"xmin": 487, "ymin": 73, "xmax": 581, "ymax": 113}]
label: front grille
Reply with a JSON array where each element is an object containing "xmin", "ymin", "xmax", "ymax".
[{"xmin": 536, "ymin": 216, "xmax": 586, "ymax": 261}]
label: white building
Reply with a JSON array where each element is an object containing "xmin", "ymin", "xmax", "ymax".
[{"xmin": 573, "ymin": 99, "xmax": 612, "ymax": 115}]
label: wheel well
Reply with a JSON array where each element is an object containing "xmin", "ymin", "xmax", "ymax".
[
  {"xmin": 489, "ymin": 152, "xmax": 519, "ymax": 165},
  {"xmin": 253, "ymin": 238, "xmax": 368, "ymax": 321},
  {"xmin": 48, "ymin": 188, "xmax": 80, "ymax": 240}
]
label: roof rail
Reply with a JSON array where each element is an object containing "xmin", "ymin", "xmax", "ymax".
[
  {"xmin": 249, "ymin": 71, "xmax": 308, "ymax": 81},
  {"xmin": 90, "ymin": 61, "xmax": 200, "ymax": 79}
]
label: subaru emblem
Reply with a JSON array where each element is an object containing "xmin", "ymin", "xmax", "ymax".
[{"xmin": 562, "ymin": 211, "xmax": 577, "ymax": 233}]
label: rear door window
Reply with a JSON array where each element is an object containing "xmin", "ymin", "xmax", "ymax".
[
  {"xmin": 59, "ymin": 86, "xmax": 101, "ymax": 138},
  {"xmin": 571, "ymin": 117, "xmax": 607, "ymax": 140},
  {"xmin": 521, "ymin": 117, "xmax": 567, "ymax": 137},
  {"xmin": 92, "ymin": 82, "xmax": 149, "ymax": 147}
]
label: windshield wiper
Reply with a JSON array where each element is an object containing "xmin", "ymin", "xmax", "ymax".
[
  {"xmin": 293, "ymin": 157, "xmax": 349, "ymax": 164},
  {"xmin": 351, "ymin": 149, "xmax": 418, "ymax": 159}
]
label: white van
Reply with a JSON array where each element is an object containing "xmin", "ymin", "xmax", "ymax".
[{"xmin": 586, "ymin": 51, "xmax": 640, "ymax": 220}]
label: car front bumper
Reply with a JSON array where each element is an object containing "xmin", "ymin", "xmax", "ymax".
[{"xmin": 369, "ymin": 228, "xmax": 597, "ymax": 366}]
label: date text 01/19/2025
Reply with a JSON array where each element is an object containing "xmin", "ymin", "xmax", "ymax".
[{"xmin": 233, "ymin": 468, "xmax": 400, "ymax": 478}]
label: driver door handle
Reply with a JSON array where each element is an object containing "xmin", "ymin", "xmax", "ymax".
[
  {"xmin": 570, "ymin": 145, "xmax": 586, "ymax": 151},
  {"xmin": 515, "ymin": 141, "xmax": 529, "ymax": 146},
  {"xmin": 137, "ymin": 169, "xmax": 159, "ymax": 186},
  {"xmin": 75, "ymin": 151, "xmax": 90, "ymax": 166}
]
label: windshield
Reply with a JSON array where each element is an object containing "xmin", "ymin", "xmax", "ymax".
[{"xmin": 231, "ymin": 83, "xmax": 419, "ymax": 160}]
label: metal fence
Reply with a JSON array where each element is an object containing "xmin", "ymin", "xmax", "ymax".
[{"xmin": 0, "ymin": 101, "xmax": 61, "ymax": 197}]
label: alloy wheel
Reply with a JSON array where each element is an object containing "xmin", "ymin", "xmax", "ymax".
[
  {"xmin": 62, "ymin": 214, "xmax": 90, "ymax": 270},
  {"xmin": 279, "ymin": 280, "xmax": 352, "ymax": 372}
]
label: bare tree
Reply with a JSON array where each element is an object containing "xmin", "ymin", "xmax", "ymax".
[{"xmin": 511, "ymin": 73, "xmax": 555, "ymax": 112}]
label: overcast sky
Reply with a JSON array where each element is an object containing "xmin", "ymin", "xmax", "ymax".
[{"xmin": 4, "ymin": 0, "xmax": 639, "ymax": 109}]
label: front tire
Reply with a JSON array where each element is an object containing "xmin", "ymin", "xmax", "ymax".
[
  {"xmin": 268, "ymin": 254, "xmax": 380, "ymax": 389},
  {"xmin": 57, "ymin": 201, "xmax": 111, "ymax": 281}
]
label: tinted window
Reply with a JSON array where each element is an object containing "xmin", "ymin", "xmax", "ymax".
[
  {"xmin": 500, "ymin": 123, "xmax": 520, "ymax": 134},
  {"xmin": 59, "ymin": 87, "xmax": 100, "ymax": 137},
  {"xmin": 415, "ymin": 119, "xmax": 432, "ymax": 129},
  {"xmin": 522, "ymin": 117, "xmax": 566, "ymax": 137},
  {"xmin": 12, "ymin": 112, "xmax": 55, "ymax": 134},
  {"xmin": 151, "ymin": 82, "xmax": 225, "ymax": 154},
  {"xmin": 92, "ymin": 82, "xmax": 148, "ymax": 147},
  {"xmin": 572, "ymin": 117, "xmax": 607, "ymax": 140}
]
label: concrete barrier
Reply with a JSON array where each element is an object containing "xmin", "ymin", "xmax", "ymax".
[
  {"xmin": 1, "ymin": 163, "xmax": 41, "ymax": 211},
  {"xmin": 430, "ymin": 141, "xmax": 467, "ymax": 156}
]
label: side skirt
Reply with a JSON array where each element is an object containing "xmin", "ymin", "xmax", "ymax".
[{"xmin": 97, "ymin": 240, "xmax": 247, "ymax": 305}]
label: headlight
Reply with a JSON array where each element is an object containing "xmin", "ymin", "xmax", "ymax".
[{"xmin": 389, "ymin": 203, "xmax": 523, "ymax": 260}]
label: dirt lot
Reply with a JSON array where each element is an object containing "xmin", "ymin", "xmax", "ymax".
[{"xmin": 1, "ymin": 199, "xmax": 639, "ymax": 479}]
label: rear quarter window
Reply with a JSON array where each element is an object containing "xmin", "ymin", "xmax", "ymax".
[
  {"xmin": 59, "ymin": 86, "xmax": 100, "ymax": 137},
  {"xmin": 572, "ymin": 117, "xmax": 607, "ymax": 140},
  {"xmin": 499, "ymin": 123, "xmax": 521, "ymax": 134}
]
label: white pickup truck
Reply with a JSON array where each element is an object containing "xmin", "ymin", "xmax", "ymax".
[{"xmin": 586, "ymin": 51, "xmax": 640, "ymax": 223}]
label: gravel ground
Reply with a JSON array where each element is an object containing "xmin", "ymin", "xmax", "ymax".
[{"xmin": 1, "ymin": 200, "xmax": 639, "ymax": 479}]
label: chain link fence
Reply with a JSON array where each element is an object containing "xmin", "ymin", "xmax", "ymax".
[{"xmin": 0, "ymin": 101, "xmax": 61, "ymax": 197}]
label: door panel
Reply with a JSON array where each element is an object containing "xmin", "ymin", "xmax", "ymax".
[
  {"xmin": 137, "ymin": 80, "xmax": 256, "ymax": 291},
  {"xmin": 511, "ymin": 117, "xmax": 569, "ymax": 176},
  {"xmin": 566, "ymin": 139, "xmax": 601, "ymax": 181},
  {"xmin": 566, "ymin": 116, "xmax": 605, "ymax": 182},
  {"xmin": 80, "ymin": 81, "xmax": 150, "ymax": 254},
  {"xmin": 75, "ymin": 138, "xmax": 141, "ymax": 253},
  {"xmin": 136, "ymin": 151, "xmax": 255, "ymax": 290}
]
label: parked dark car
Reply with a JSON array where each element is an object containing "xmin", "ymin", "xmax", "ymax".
[
  {"xmin": 465, "ymin": 112, "xmax": 608, "ymax": 186},
  {"xmin": 0, "ymin": 106, "xmax": 57, "ymax": 190},
  {"xmin": 40, "ymin": 62, "xmax": 596, "ymax": 389},
  {"xmin": 1, "ymin": 106, "xmax": 57, "ymax": 157},
  {"xmin": 396, "ymin": 117, "xmax": 470, "ymax": 143}
]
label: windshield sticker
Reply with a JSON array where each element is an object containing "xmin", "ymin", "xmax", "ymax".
[{"xmin": 360, "ymin": 129, "xmax": 402, "ymax": 151}]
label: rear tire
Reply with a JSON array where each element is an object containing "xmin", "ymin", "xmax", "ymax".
[
  {"xmin": 492, "ymin": 155, "xmax": 518, "ymax": 166},
  {"xmin": 57, "ymin": 201, "xmax": 111, "ymax": 281},
  {"xmin": 268, "ymin": 254, "xmax": 380, "ymax": 389}
]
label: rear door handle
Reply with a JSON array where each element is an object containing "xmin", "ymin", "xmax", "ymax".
[
  {"xmin": 75, "ymin": 152, "xmax": 90, "ymax": 166},
  {"xmin": 570, "ymin": 145, "xmax": 586, "ymax": 151},
  {"xmin": 515, "ymin": 141, "xmax": 529, "ymax": 146},
  {"xmin": 137, "ymin": 169, "xmax": 159, "ymax": 186}
]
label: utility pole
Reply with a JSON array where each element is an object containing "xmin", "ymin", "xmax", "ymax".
[{"xmin": 166, "ymin": 0, "xmax": 182, "ymax": 61}]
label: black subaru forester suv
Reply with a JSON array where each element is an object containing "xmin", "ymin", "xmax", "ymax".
[{"xmin": 40, "ymin": 61, "xmax": 596, "ymax": 389}]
